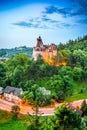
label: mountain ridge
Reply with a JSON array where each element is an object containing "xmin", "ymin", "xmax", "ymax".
[{"xmin": 0, "ymin": 46, "xmax": 33, "ymax": 58}]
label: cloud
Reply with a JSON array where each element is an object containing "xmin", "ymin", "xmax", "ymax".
[
  {"xmin": 12, "ymin": 8, "xmax": 74, "ymax": 29},
  {"xmin": 13, "ymin": 20, "xmax": 50, "ymax": 29},
  {"xmin": 12, "ymin": 1, "xmax": 87, "ymax": 30},
  {"xmin": 41, "ymin": 15, "xmax": 58, "ymax": 23},
  {"xmin": 77, "ymin": 17, "xmax": 87, "ymax": 24},
  {"xmin": 69, "ymin": 0, "xmax": 87, "ymax": 15},
  {"xmin": 13, "ymin": 18, "xmax": 72, "ymax": 29},
  {"xmin": 43, "ymin": 2, "xmax": 87, "ymax": 17},
  {"xmin": 43, "ymin": 5, "xmax": 58, "ymax": 14},
  {"xmin": 13, "ymin": 21, "xmax": 43, "ymax": 29},
  {"xmin": 43, "ymin": 5, "xmax": 78, "ymax": 17},
  {"xmin": 43, "ymin": 5, "xmax": 69, "ymax": 16},
  {"xmin": 69, "ymin": 0, "xmax": 87, "ymax": 24},
  {"xmin": 61, "ymin": 23, "xmax": 71, "ymax": 27},
  {"xmin": 13, "ymin": 21, "xmax": 34, "ymax": 27}
]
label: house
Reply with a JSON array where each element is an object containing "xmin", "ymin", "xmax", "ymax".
[
  {"xmin": 0, "ymin": 87, "xmax": 4, "ymax": 98},
  {"xmin": 0, "ymin": 87, "xmax": 4, "ymax": 95},
  {"xmin": 0, "ymin": 57, "xmax": 9, "ymax": 61},
  {"xmin": 4, "ymin": 86, "xmax": 23, "ymax": 103},
  {"xmin": 38, "ymin": 87, "xmax": 51, "ymax": 96}
]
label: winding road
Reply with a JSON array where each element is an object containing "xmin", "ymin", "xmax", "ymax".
[{"xmin": 0, "ymin": 99, "xmax": 87, "ymax": 116}]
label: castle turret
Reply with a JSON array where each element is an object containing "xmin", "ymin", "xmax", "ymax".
[{"xmin": 36, "ymin": 36, "xmax": 43, "ymax": 48}]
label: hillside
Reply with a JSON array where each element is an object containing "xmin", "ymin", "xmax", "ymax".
[
  {"xmin": 50, "ymin": 35, "xmax": 87, "ymax": 66},
  {"xmin": 0, "ymin": 35, "xmax": 87, "ymax": 129},
  {"xmin": 63, "ymin": 35, "xmax": 87, "ymax": 51},
  {"xmin": 0, "ymin": 46, "xmax": 33, "ymax": 58}
]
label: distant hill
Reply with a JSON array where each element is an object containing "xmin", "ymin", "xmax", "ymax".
[{"xmin": 0, "ymin": 46, "xmax": 33, "ymax": 58}]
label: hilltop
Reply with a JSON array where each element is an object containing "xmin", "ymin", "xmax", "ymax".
[{"xmin": 0, "ymin": 46, "xmax": 33, "ymax": 58}]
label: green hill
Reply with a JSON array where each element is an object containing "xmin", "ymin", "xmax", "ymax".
[{"xmin": 0, "ymin": 46, "xmax": 33, "ymax": 58}]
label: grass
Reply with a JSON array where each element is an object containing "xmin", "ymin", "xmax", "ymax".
[
  {"xmin": 38, "ymin": 78, "xmax": 87, "ymax": 103},
  {"xmin": 0, "ymin": 110, "xmax": 26, "ymax": 130},
  {"xmin": 0, "ymin": 110, "xmax": 49, "ymax": 130},
  {"xmin": 65, "ymin": 81, "xmax": 87, "ymax": 102},
  {"xmin": 0, "ymin": 120, "xmax": 26, "ymax": 130},
  {"xmin": 0, "ymin": 80, "xmax": 87, "ymax": 130}
]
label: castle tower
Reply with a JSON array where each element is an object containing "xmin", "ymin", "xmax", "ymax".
[{"xmin": 36, "ymin": 36, "xmax": 43, "ymax": 48}]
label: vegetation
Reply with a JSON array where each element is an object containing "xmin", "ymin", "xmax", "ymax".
[
  {"xmin": 81, "ymin": 100, "xmax": 87, "ymax": 116},
  {"xmin": 11, "ymin": 105, "xmax": 20, "ymax": 119},
  {"xmin": 0, "ymin": 109, "xmax": 25, "ymax": 130},
  {"xmin": 0, "ymin": 35, "xmax": 87, "ymax": 106},
  {"xmin": 0, "ymin": 102, "xmax": 87, "ymax": 130},
  {"xmin": 0, "ymin": 46, "xmax": 32, "ymax": 58},
  {"xmin": 0, "ymin": 33, "xmax": 87, "ymax": 129},
  {"xmin": 52, "ymin": 104, "xmax": 85, "ymax": 130}
]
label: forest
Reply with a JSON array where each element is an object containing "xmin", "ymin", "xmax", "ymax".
[
  {"xmin": 0, "ymin": 35, "xmax": 87, "ymax": 129},
  {"xmin": 0, "ymin": 35, "xmax": 87, "ymax": 105}
]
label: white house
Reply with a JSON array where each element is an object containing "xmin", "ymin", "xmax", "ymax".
[{"xmin": 4, "ymin": 86, "xmax": 23, "ymax": 103}]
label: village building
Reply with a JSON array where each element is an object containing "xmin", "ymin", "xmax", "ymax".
[
  {"xmin": 32, "ymin": 36, "xmax": 57, "ymax": 62},
  {"xmin": 38, "ymin": 87, "xmax": 51, "ymax": 96},
  {"xmin": 4, "ymin": 86, "xmax": 23, "ymax": 103},
  {"xmin": 0, "ymin": 57, "xmax": 9, "ymax": 61},
  {"xmin": 0, "ymin": 87, "xmax": 4, "ymax": 95}
]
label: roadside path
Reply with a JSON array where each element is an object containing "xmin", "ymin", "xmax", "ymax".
[{"xmin": 0, "ymin": 99, "xmax": 87, "ymax": 116}]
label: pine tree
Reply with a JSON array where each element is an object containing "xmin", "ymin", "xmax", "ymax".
[
  {"xmin": 81, "ymin": 100, "xmax": 87, "ymax": 116},
  {"xmin": 52, "ymin": 104, "xmax": 84, "ymax": 130}
]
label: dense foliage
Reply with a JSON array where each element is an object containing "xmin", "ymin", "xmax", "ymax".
[
  {"xmin": 0, "ymin": 103, "xmax": 87, "ymax": 130},
  {"xmin": 0, "ymin": 36, "xmax": 87, "ymax": 129},
  {"xmin": 0, "ymin": 35, "xmax": 87, "ymax": 105},
  {"xmin": 52, "ymin": 104, "xmax": 84, "ymax": 130}
]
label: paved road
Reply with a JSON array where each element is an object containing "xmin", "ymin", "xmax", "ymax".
[
  {"xmin": 0, "ymin": 99, "xmax": 87, "ymax": 116},
  {"xmin": 0, "ymin": 99, "xmax": 14, "ymax": 111}
]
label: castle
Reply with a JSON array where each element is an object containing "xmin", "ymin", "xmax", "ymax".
[{"xmin": 32, "ymin": 36, "xmax": 57, "ymax": 64}]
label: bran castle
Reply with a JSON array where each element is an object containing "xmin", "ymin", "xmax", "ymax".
[{"xmin": 32, "ymin": 36, "xmax": 57, "ymax": 63}]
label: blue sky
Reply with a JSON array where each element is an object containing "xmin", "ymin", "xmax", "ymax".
[{"xmin": 0, "ymin": 0, "xmax": 87, "ymax": 48}]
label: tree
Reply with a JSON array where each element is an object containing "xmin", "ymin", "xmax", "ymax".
[
  {"xmin": 13, "ymin": 53, "xmax": 29, "ymax": 67},
  {"xmin": 81, "ymin": 100, "xmax": 87, "ymax": 116},
  {"xmin": 0, "ymin": 62, "xmax": 6, "ymax": 87},
  {"xmin": 58, "ymin": 66, "xmax": 73, "ymax": 79},
  {"xmin": 11, "ymin": 105, "xmax": 20, "ymax": 119},
  {"xmin": 83, "ymin": 116, "xmax": 87, "ymax": 126},
  {"xmin": 22, "ymin": 84, "xmax": 51, "ymax": 106},
  {"xmin": 56, "ymin": 91, "xmax": 65, "ymax": 102},
  {"xmin": 5, "ymin": 53, "xmax": 30, "ymax": 87},
  {"xmin": 72, "ymin": 49, "xmax": 87, "ymax": 70},
  {"xmin": 61, "ymin": 49, "xmax": 71, "ymax": 65},
  {"xmin": 24, "ymin": 97, "xmax": 44, "ymax": 130},
  {"xmin": 46, "ymin": 72, "xmax": 73, "ymax": 101},
  {"xmin": 73, "ymin": 67, "xmax": 83, "ymax": 81},
  {"xmin": 11, "ymin": 65, "xmax": 24, "ymax": 86},
  {"xmin": 52, "ymin": 104, "xmax": 84, "ymax": 130}
]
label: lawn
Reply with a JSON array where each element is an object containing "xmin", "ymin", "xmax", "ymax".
[
  {"xmin": 0, "ymin": 110, "xmax": 26, "ymax": 130},
  {"xmin": 0, "ymin": 120, "xmax": 26, "ymax": 130},
  {"xmin": 65, "ymin": 81, "xmax": 87, "ymax": 102},
  {"xmin": 38, "ymin": 78, "xmax": 87, "ymax": 103}
]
